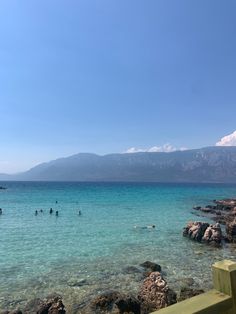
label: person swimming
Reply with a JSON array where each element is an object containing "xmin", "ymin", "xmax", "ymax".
[
  {"xmin": 49, "ymin": 208, "xmax": 53, "ymax": 214},
  {"xmin": 40, "ymin": 209, "xmax": 43, "ymax": 213},
  {"xmin": 35, "ymin": 210, "xmax": 38, "ymax": 216},
  {"xmin": 55, "ymin": 210, "xmax": 58, "ymax": 216},
  {"xmin": 0, "ymin": 208, "xmax": 2, "ymax": 215},
  {"xmin": 134, "ymin": 225, "xmax": 155, "ymax": 229},
  {"xmin": 78, "ymin": 210, "xmax": 82, "ymax": 216},
  {"xmin": 147, "ymin": 225, "xmax": 156, "ymax": 229}
]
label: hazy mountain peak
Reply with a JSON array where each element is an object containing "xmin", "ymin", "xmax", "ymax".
[{"xmin": 1, "ymin": 146, "xmax": 236, "ymax": 183}]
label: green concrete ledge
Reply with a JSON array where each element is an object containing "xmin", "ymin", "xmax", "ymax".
[{"xmin": 151, "ymin": 289, "xmax": 232, "ymax": 314}]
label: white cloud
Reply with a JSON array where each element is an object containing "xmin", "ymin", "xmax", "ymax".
[
  {"xmin": 125, "ymin": 147, "xmax": 146, "ymax": 153},
  {"xmin": 216, "ymin": 130, "xmax": 236, "ymax": 146},
  {"xmin": 124, "ymin": 143, "xmax": 187, "ymax": 154}
]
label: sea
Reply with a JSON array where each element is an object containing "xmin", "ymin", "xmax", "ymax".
[{"xmin": 0, "ymin": 181, "xmax": 236, "ymax": 312}]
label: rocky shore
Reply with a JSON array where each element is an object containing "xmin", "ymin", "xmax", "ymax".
[
  {"xmin": 1, "ymin": 260, "xmax": 205, "ymax": 314},
  {"xmin": 183, "ymin": 198, "xmax": 236, "ymax": 245}
]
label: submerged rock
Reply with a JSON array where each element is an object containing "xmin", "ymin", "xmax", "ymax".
[
  {"xmin": 178, "ymin": 287, "xmax": 204, "ymax": 302},
  {"xmin": 24, "ymin": 298, "xmax": 43, "ymax": 313},
  {"xmin": 67, "ymin": 278, "xmax": 88, "ymax": 287},
  {"xmin": 1, "ymin": 311, "xmax": 22, "ymax": 314},
  {"xmin": 139, "ymin": 261, "xmax": 161, "ymax": 272},
  {"xmin": 122, "ymin": 266, "xmax": 142, "ymax": 274},
  {"xmin": 89, "ymin": 290, "xmax": 140, "ymax": 314},
  {"xmin": 24, "ymin": 296, "xmax": 65, "ymax": 314},
  {"xmin": 90, "ymin": 290, "xmax": 120, "ymax": 312},
  {"xmin": 115, "ymin": 295, "xmax": 141, "ymax": 314},
  {"xmin": 138, "ymin": 272, "xmax": 176, "ymax": 313},
  {"xmin": 177, "ymin": 277, "xmax": 194, "ymax": 288},
  {"xmin": 226, "ymin": 218, "xmax": 236, "ymax": 243}
]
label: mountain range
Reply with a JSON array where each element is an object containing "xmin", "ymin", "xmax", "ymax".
[{"xmin": 1, "ymin": 146, "xmax": 236, "ymax": 182}]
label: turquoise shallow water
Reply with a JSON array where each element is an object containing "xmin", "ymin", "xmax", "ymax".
[{"xmin": 1, "ymin": 182, "xmax": 236, "ymax": 312}]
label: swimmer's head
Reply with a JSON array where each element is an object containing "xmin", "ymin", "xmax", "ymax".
[{"xmin": 147, "ymin": 225, "xmax": 155, "ymax": 229}]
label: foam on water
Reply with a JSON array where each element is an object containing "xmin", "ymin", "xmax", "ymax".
[{"xmin": 1, "ymin": 182, "xmax": 236, "ymax": 311}]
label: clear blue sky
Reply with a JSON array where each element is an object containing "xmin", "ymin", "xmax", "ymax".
[{"xmin": 0, "ymin": 0, "xmax": 236, "ymax": 173}]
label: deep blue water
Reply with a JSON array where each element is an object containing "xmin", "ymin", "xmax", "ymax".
[{"xmin": 1, "ymin": 182, "xmax": 236, "ymax": 312}]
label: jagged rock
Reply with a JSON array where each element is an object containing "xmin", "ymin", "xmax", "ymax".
[
  {"xmin": 183, "ymin": 221, "xmax": 222, "ymax": 246},
  {"xmin": 183, "ymin": 221, "xmax": 209, "ymax": 242},
  {"xmin": 202, "ymin": 223, "xmax": 222, "ymax": 246},
  {"xmin": 138, "ymin": 272, "xmax": 176, "ymax": 313},
  {"xmin": 178, "ymin": 287, "xmax": 204, "ymax": 302},
  {"xmin": 226, "ymin": 218, "xmax": 236, "ymax": 242},
  {"xmin": 139, "ymin": 261, "xmax": 161, "ymax": 272}
]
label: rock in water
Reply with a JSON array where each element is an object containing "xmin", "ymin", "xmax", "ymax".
[
  {"xmin": 226, "ymin": 218, "xmax": 236, "ymax": 242},
  {"xmin": 178, "ymin": 287, "xmax": 204, "ymax": 302},
  {"xmin": 139, "ymin": 261, "xmax": 161, "ymax": 272},
  {"xmin": 183, "ymin": 221, "xmax": 209, "ymax": 242},
  {"xmin": 183, "ymin": 221, "xmax": 222, "ymax": 246},
  {"xmin": 48, "ymin": 299, "xmax": 65, "ymax": 314},
  {"xmin": 138, "ymin": 272, "xmax": 176, "ymax": 313},
  {"xmin": 24, "ymin": 296, "xmax": 65, "ymax": 314},
  {"xmin": 202, "ymin": 223, "xmax": 222, "ymax": 246},
  {"xmin": 115, "ymin": 295, "xmax": 141, "ymax": 314},
  {"xmin": 89, "ymin": 291, "xmax": 140, "ymax": 314},
  {"xmin": 89, "ymin": 291, "xmax": 120, "ymax": 312}
]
